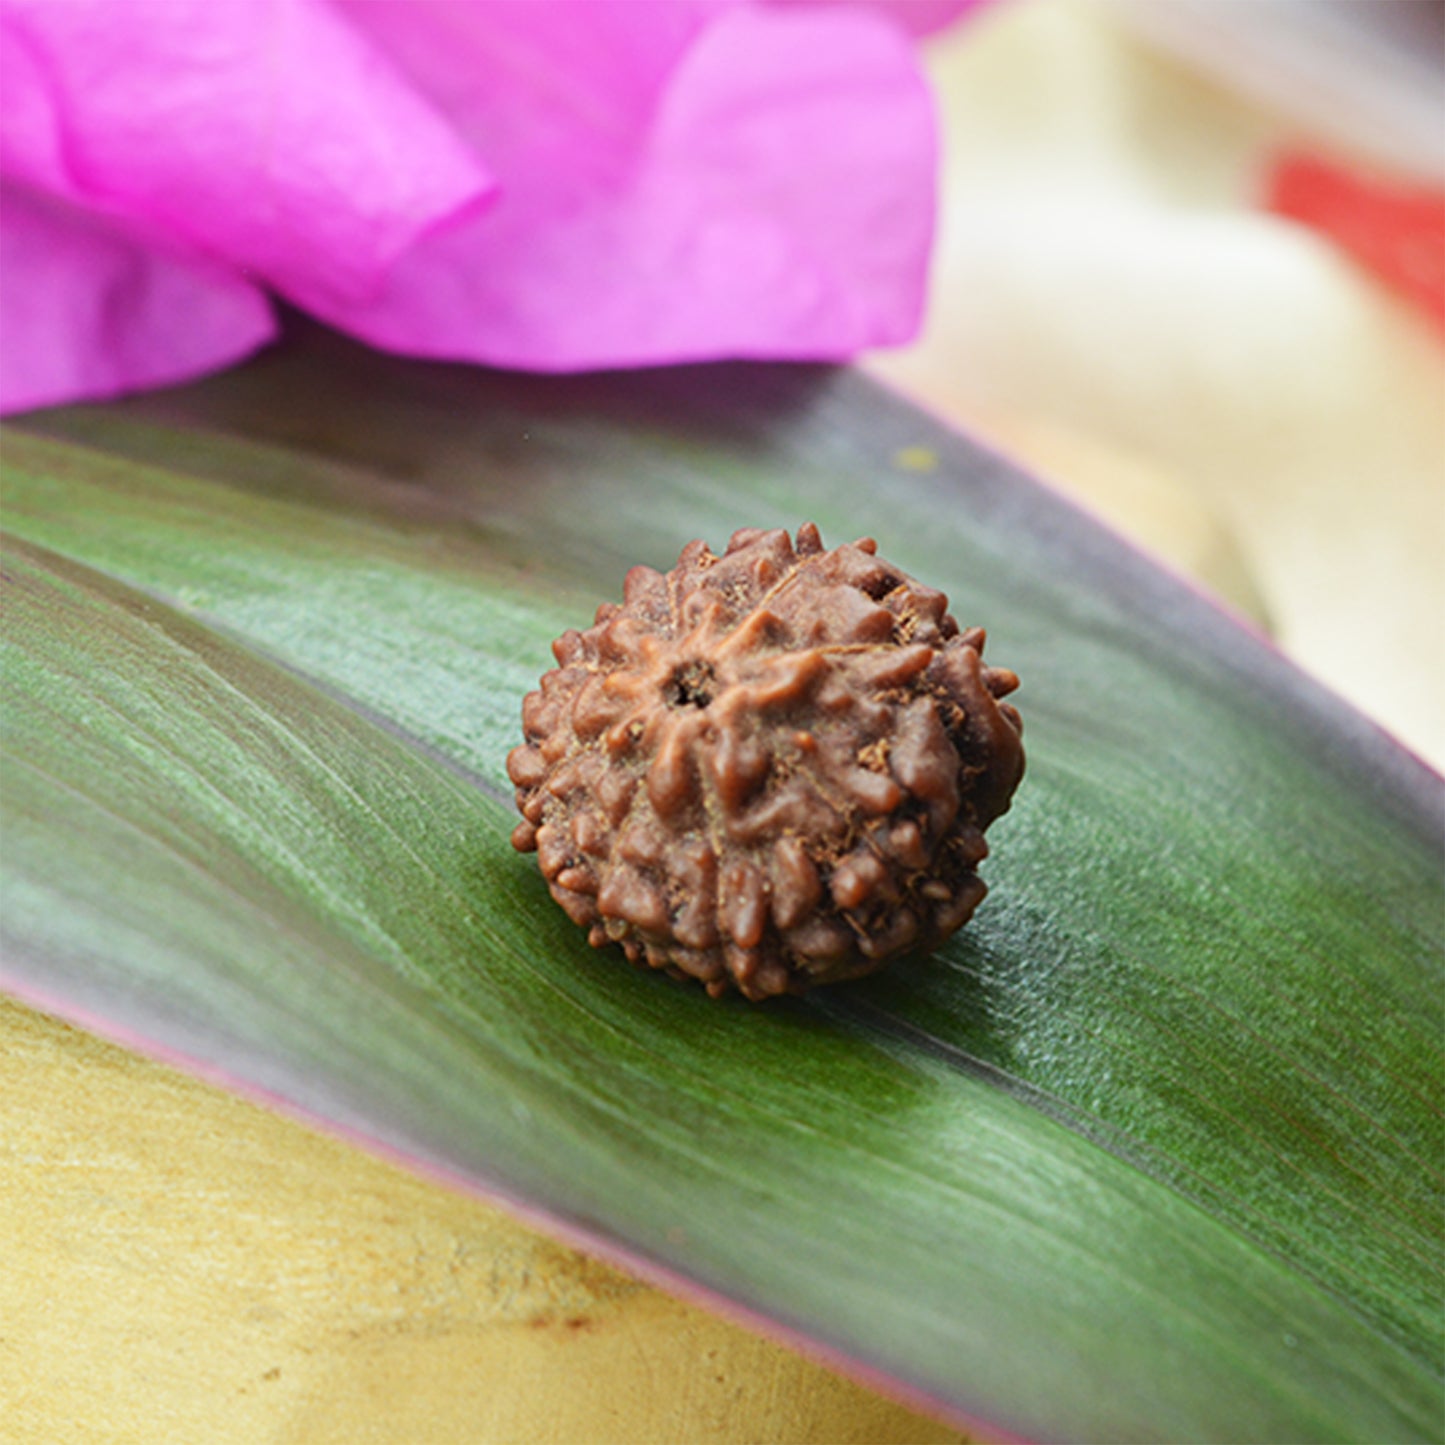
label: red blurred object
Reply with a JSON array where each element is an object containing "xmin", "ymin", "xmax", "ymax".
[{"xmin": 1267, "ymin": 151, "xmax": 1445, "ymax": 330}]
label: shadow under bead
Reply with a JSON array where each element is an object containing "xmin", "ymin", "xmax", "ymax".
[{"xmin": 507, "ymin": 523, "xmax": 1024, "ymax": 1001}]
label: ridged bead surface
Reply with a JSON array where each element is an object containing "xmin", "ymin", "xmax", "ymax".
[{"xmin": 507, "ymin": 524, "xmax": 1024, "ymax": 1000}]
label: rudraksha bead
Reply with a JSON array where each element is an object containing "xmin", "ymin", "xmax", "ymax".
[{"xmin": 507, "ymin": 524, "xmax": 1024, "ymax": 1000}]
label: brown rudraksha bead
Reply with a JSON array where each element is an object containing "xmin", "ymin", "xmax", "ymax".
[{"xmin": 507, "ymin": 523, "xmax": 1024, "ymax": 1000}]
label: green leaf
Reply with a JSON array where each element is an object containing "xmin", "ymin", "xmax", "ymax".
[{"xmin": 3, "ymin": 328, "xmax": 1441, "ymax": 1442}]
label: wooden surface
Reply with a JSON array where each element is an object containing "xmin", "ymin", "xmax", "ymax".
[{"xmin": 0, "ymin": 997, "xmax": 970, "ymax": 1444}]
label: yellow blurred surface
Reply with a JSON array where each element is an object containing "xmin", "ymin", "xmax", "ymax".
[
  {"xmin": 0, "ymin": 997, "xmax": 970, "ymax": 1445},
  {"xmin": 873, "ymin": 0, "xmax": 1445, "ymax": 768}
]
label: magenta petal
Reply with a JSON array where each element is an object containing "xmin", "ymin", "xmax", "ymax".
[
  {"xmin": 769, "ymin": 0, "xmax": 991, "ymax": 39},
  {"xmin": 311, "ymin": 1, "xmax": 936, "ymax": 369},
  {"xmin": 0, "ymin": 0, "xmax": 493, "ymax": 308},
  {"xmin": 0, "ymin": 185, "xmax": 275, "ymax": 415}
]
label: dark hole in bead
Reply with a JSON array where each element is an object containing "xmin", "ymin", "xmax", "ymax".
[
  {"xmin": 665, "ymin": 660, "xmax": 716, "ymax": 709},
  {"xmin": 861, "ymin": 572, "xmax": 901, "ymax": 601}
]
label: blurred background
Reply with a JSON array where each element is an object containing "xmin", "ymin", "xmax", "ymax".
[{"xmin": 873, "ymin": 0, "xmax": 1444, "ymax": 773}]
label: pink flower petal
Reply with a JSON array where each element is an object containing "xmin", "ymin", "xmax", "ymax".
[
  {"xmin": 0, "ymin": 184, "xmax": 274, "ymax": 414},
  {"xmin": 2, "ymin": 0, "xmax": 945, "ymax": 406},
  {"xmin": 0, "ymin": 0, "xmax": 493, "ymax": 308},
  {"xmin": 306, "ymin": 0, "xmax": 936, "ymax": 368},
  {"xmin": 769, "ymin": 0, "xmax": 991, "ymax": 40}
]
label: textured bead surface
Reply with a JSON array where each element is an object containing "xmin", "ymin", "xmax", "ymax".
[{"xmin": 507, "ymin": 524, "xmax": 1024, "ymax": 1000}]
